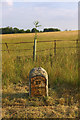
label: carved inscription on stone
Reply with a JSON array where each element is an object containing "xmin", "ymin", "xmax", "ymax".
[{"xmin": 31, "ymin": 76, "xmax": 46, "ymax": 97}]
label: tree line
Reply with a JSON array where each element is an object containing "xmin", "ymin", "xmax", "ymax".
[{"xmin": 0, "ymin": 26, "xmax": 61, "ymax": 34}]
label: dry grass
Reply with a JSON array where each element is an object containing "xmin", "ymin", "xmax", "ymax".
[{"xmin": 2, "ymin": 83, "xmax": 80, "ymax": 118}]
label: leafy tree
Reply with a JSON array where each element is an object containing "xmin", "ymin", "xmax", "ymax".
[
  {"xmin": 13, "ymin": 27, "xmax": 19, "ymax": 33},
  {"xmin": 3, "ymin": 26, "xmax": 10, "ymax": 34},
  {"xmin": 9, "ymin": 27, "xmax": 14, "ymax": 34},
  {"xmin": 0, "ymin": 25, "xmax": 61, "ymax": 34},
  {"xmin": 65, "ymin": 29, "xmax": 68, "ymax": 31},
  {"xmin": 40, "ymin": 30, "xmax": 43, "ymax": 32},
  {"xmin": 0, "ymin": 28, "xmax": 2, "ymax": 34},
  {"xmin": 55, "ymin": 28, "xmax": 61, "ymax": 31},
  {"xmin": 26, "ymin": 29, "xmax": 31, "ymax": 33},
  {"xmin": 43, "ymin": 28, "xmax": 49, "ymax": 32},
  {"xmin": 31, "ymin": 28, "xmax": 39, "ymax": 33},
  {"xmin": 43, "ymin": 28, "xmax": 61, "ymax": 32},
  {"xmin": 18, "ymin": 29, "xmax": 25, "ymax": 33}
]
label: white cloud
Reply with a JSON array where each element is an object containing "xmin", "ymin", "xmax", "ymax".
[{"xmin": 2, "ymin": 2, "xmax": 78, "ymax": 31}]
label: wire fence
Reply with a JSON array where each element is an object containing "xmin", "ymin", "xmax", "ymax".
[
  {"xmin": 0, "ymin": 39, "xmax": 78, "ymax": 44},
  {"xmin": 1, "ymin": 39, "xmax": 79, "ymax": 56},
  {"xmin": 1, "ymin": 39, "xmax": 79, "ymax": 50},
  {"xmin": 1, "ymin": 46, "xmax": 79, "ymax": 52}
]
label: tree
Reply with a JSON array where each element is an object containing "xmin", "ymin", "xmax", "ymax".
[
  {"xmin": 31, "ymin": 28, "xmax": 39, "ymax": 33},
  {"xmin": 26, "ymin": 29, "xmax": 31, "ymax": 33},
  {"xmin": 9, "ymin": 27, "xmax": 15, "ymax": 34},
  {"xmin": 43, "ymin": 28, "xmax": 61, "ymax": 32},
  {"xmin": 1, "ymin": 25, "xmax": 61, "ymax": 34},
  {"xmin": 13, "ymin": 27, "xmax": 19, "ymax": 33},
  {"xmin": 2, "ymin": 26, "xmax": 10, "ymax": 34},
  {"xmin": 40, "ymin": 30, "xmax": 43, "ymax": 32},
  {"xmin": 19, "ymin": 29, "xmax": 25, "ymax": 33},
  {"xmin": 0, "ymin": 28, "xmax": 2, "ymax": 34},
  {"xmin": 65, "ymin": 29, "xmax": 68, "ymax": 31},
  {"xmin": 43, "ymin": 28, "xmax": 49, "ymax": 32}
]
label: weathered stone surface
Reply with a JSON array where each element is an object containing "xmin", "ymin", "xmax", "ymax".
[
  {"xmin": 29, "ymin": 67, "xmax": 48, "ymax": 80},
  {"xmin": 29, "ymin": 67, "xmax": 48, "ymax": 97}
]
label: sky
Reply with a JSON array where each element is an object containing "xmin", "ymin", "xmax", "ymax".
[{"xmin": 1, "ymin": 1, "xmax": 78, "ymax": 31}]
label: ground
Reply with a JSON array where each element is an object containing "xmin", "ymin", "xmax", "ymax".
[{"xmin": 2, "ymin": 82, "xmax": 80, "ymax": 119}]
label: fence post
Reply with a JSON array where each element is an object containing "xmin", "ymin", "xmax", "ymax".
[
  {"xmin": 76, "ymin": 39, "xmax": 80, "ymax": 87},
  {"xmin": 33, "ymin": 39, "xmax": 37, "ymax": 61},
  {"xmin": 5, "ymin": 43, "xmax": 9, "ymax": 53},
  {"xmin": 54, "ymin": 40, "xmax": 56, "ymax": 57},
  {"xmin": 76, "ymin": 39, "xmax": 78, "ymax": 48}
]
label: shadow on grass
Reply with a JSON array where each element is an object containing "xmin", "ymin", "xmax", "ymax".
[
  {"xmin": 2, "ymin": 83, "xmax": 79, "ymax": 100},
  {"xmin": 2, "ymin": 92, "xmax": 29, "ymax": 100}
]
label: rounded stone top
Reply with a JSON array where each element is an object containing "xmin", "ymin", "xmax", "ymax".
[{"xmin": 29, "ymin": 67, "xmax": 48, "ymax": 80}]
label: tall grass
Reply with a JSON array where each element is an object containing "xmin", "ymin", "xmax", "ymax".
[
  {"xmin": 2, "ymin": 48, "xmax": 78, "ymax": 87},
  {"xmin": 2, "ymin": 31, "xmax": 79, "ymax": 87}
]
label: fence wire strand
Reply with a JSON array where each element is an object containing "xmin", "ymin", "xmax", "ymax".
[
  {"xmin": 0, "ymin": 39, "xmax": 78, "ymax": 44},
  {"xmin": 1, "ymin": 39, "xmax": 79, "ymax": 52}
]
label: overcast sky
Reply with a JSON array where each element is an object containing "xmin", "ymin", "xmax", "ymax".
[{"xmin": 2, "ymin": 1, "xmax": 78, "ymax": 31}]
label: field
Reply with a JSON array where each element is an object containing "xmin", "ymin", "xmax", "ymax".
[{"xmin": 1, "ymin": 30, "xmax": 80, "ymax": 118}]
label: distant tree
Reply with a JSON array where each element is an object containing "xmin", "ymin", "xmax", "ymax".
[
  {"xmin": 1, "ymin": 27, "xmax": 25, "ymax": 34},
  {"xmin": 1, "ymin": 26, "xmax": 61, "ymax": 34},
  {"xmin": 9, "ymin": 27, "xmax": 13, "ymax": 33},
  {"xmin": 19, "ymin": 29, "xmax": 25, "ymax": 33},
  {"xmin": 65, "ymin": 29, "xmax": 68, "ymax": 31},
  {"xmin": 43, "ymin": 28, "xmax": 61, "ymax": 32},
  {"xmin": 49, "ymin": 28, "xmax": 55, "ymax": 32},
  {"xmin": 55, "ymin": 28, "xmax": 61, "ymax": 31},
  {"xmin": 2, "ymin": 26, "xmax": 10, "ymax": 34},
  {"xmin": 31, "ymin": 28, "xmax": 39, "ymax": 33},
  {"xmin": 0, "ymin": 28, "xmax": 2, "ymax": 34},
  {"xmin": 43, "ymin": 28, "xmax": 49, "ymax": 32},
  {"xmin": 13, "ymin": 27, "xmax": 19, "ymax": 33},
  {"xmin": 40, "ymin": 30, "xmax": 43, "ymax": 32},
  {"xmin": 25, "ymin": 29, "xmax": 31, "ymax": 33}
]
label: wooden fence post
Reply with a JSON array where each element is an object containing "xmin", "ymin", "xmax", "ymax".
[
  {"xmin": 33, "ymin": 39, "xmax": 37, "ymax": 61},
  {"xmin": 5, "ymin": 43, "xmax": 9, "ymax": 53},
  {"xmin": 54, "ymin": 40, "xmax": 56, "ymax": 57},
  {"xmin": 76, "ymin": 39, "xmax": 78, "ymax": 48},
  {"xmin": 76, "ymin": 39, "xmax": 80, "ymax": 87}
]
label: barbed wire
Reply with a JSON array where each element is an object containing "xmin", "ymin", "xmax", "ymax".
[
  {"xmin": 36, "ymin": 46, "xmax": 80, "ymax": 52},
  {"xmin": 0, "ymin": 48, "xmax": 32, "ymax": 51},
  {"xmin": 0, "ymin": 41, "xmax": 33, "ymax": 44},
  {"xmin": 0, "ymin": 39, "xmax": 78, "ymax": 44},
  {"xmin": 1, "ymin": 39, "xmax": 79, "ymax": 52},
  {"xmin": 1, "ymin": 46, "xmax": 80, "ymax": 52}
]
